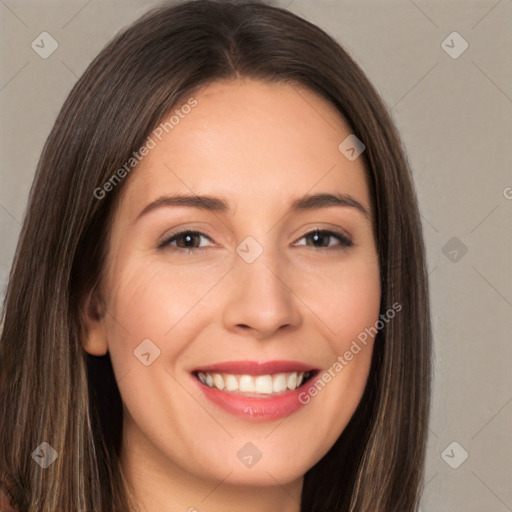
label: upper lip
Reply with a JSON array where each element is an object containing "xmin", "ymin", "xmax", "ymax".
[{"xmin": 193, "ymin": 360, "xmax": 318, "ymax": 375}]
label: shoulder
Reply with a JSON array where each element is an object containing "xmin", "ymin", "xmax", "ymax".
[{"xmin": 0, "ymin": 484, "xmax": 18, "ymax": 512}]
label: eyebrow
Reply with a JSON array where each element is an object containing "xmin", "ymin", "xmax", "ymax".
[{"xmin": 136, "ymin": 192, "xmax": 371, "ymax": 221}]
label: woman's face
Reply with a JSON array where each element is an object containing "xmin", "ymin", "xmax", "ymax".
[{"xmin": 83, "ymin": 78, "xmax": 380, "ymax": 506}]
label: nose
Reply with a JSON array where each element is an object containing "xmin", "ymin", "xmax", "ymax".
[{"xmin": 221, "ymin": 246, "xmax": 302, "ymax": 340}]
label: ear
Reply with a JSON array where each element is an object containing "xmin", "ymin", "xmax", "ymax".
[{"xmin": 80, "ymin": 289, "xmax": 109, "ymax": 356}]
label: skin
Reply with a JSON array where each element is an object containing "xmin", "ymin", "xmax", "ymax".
[{"xmin": 82, "ymin": 78, "xmax": 381, "ymax": 512}]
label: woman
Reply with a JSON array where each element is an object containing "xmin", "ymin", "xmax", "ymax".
[{"xmin": 0, "ymin": 0, "xmax": 432, "ymax": 510}]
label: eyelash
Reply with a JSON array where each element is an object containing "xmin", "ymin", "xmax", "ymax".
[{"xmin": 158, "ymin": 229, "xmax": 353, "ymax": 253}]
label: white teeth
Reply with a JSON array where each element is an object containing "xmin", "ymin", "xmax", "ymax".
[
  {"xmin": 239, "ymin": 375, "xmax": 255, "ymax": 393},
  {"xmin": 224, "ymin": 374, "xmax": 239, "ymax": 391},
  {"xmin": 272, "ymin": 373, "xmax": 287, "ymax": 393},
  {"xmin": 254, "ymin": 375, "xmax": 273, "ymax": 394},
  {"xmin": 197, "ymin": 371, "xmax": 310, "ymax": 394},
  {"xmin": 287, "ymin": 372, "xmax": 297, "ymax": 389},
  {"xmin": 212, "ymin": 373, "xmax": 225, "ymax": 390}
]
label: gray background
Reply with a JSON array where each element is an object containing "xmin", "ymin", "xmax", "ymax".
[{"xmin": 1, "ymin": 0, "xmax": 511, "ymax": 510}]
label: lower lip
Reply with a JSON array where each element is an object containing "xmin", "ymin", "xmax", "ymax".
[{"xmin": 194, "ymin": 376, "xmax": 310, "ymax": 421}]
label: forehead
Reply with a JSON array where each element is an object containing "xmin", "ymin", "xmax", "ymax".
[{"xmin": 117, "ymin": 78, "xmax": 371, "ymax": 219}]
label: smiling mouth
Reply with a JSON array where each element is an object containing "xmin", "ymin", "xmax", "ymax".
[{"xmin": 193, "ymin": 370, "xmax": 318, "ymax": 397}]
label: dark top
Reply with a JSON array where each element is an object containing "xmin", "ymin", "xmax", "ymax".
[{"xmin": 0, "ymin": 485, "xmax": 17, "ymax": 512}]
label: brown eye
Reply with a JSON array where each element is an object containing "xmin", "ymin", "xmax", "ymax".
[
  {"xmin": 160, "ymin": 230, "xmax": 213, "ymax": 251},
  {"xmin": 297, "ymin": 229, "xmax": 353, "ymax": 249}
]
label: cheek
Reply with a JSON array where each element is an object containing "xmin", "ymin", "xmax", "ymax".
[
  {"xmin": 291, "ymin": 252, "xmax": 381, "ymax": 443},
  {"xmin": 334, "ymin": 265, "xmax": 381, "ymax": 345},
  {"xmin": 100, "ymin": 263, "xmax": 177, "ymax": 386},
  {"xmin": 104, "ymin": 258, "xmax": 222, "ymax": 348},
  {"xmin": 100, "ymin": 255, "xmax": 234, "ymax": 401},
  {"xmin": 292, "ymin": 251, "xmax": 381, "ymax": 344}
]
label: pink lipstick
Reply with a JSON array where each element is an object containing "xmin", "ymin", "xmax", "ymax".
[{"xmin": 191, "ymin": 360, "xmax": 319, "ymax": 421}]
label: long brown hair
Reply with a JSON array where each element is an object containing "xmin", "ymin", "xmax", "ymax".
[{"xmin": 0, "ymin": 1, "xmax": 431, "ymax": 510}]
